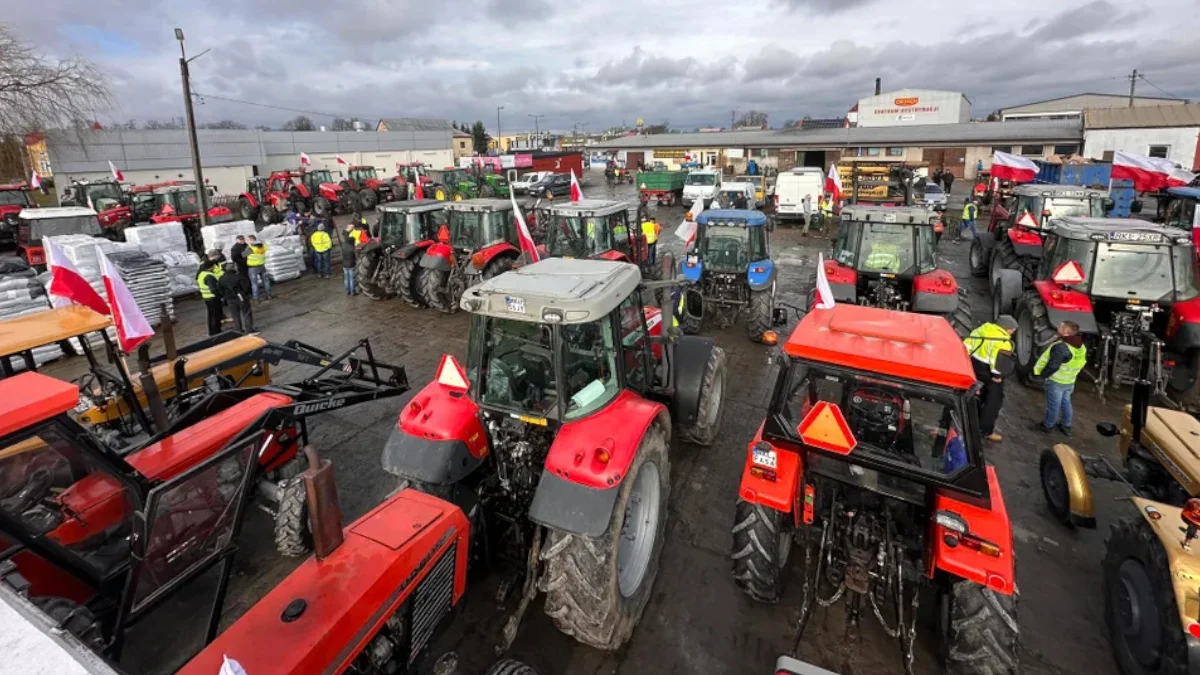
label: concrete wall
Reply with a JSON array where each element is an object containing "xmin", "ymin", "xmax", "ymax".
[
  {"xmin": 856, "ymin": 89, "xmax": 970, "ymax": 128},
  {"xmin": 1084, "ymin": 127, "xmax": 1200, "ymax": 168}
]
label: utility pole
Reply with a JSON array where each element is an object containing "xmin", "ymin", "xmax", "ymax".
[
  {"xmin": 1128, "ymin": 69, "xmax": 1139, "ymax": 107},
  {"xmin": 731, "ymin": 107, "xmax": 739, "ymax": 130},
  {"xmin": 496, "ymin": 106, "xmax": 504, "ymax": 154},
  {"xmin": 527, "ymin": 113, "xmax": 545, "ymax": 147},
  {"xmin": 176, "ymin": 28, "xmax": 211, "ymax": 229}
]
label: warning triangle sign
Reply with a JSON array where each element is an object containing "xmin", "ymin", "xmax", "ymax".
[
  {"xmin": 1016, "ymin": 212, "xmax": 1039, "ymax": 229},
  {"xmin": 797, "ymin": 401, "xmax": 857, "ymax": 455},
  {"xmin": 435, "ymin": 354, "xmax": 469, "ymax": 390},
  {"xmin": 1052, "ymin": 260, "xmax": 1086, "ymax": 285}
]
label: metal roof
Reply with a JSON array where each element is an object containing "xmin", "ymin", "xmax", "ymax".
[
  {"xmin": 19, "ymin": 206, "xmax": 97, "ymax": 219},
  {"xmin": 1015, "ymin": 184, "xmax": 1108, "ymax": 197},
  {"xmin": 697, "ymin": 209, "xmax": 769, "ymax": 226},
  {"xmin": 460, "ymin": 258, "xmax": 641, "ymax": 324},
  {"xmin": 1002, "ymin": 93, "xmax": 1185, "ymax": 115},
  {"xmin": 376, "ymin": 118, "xmax": 455, "ymax": 132},
  {"xmin": 377, "ymin": 199, "xmax": 445, "ymax": 213},
  {"xmin": 539, "ymin": 199, "xmax": 629, "ymax": 216},
  {"xmin": 590, "ymin": 120, "xmax": 1081, "ymax": 151},
  {"xmin": 1050, "ymin": 216, "xmax": 1187, "ymax": 240},
  {"xmin": 1084, "ymin": 104, "xmax": 1200, "ymax": 129},
  {"xmin": 443, "ymin": 198, "xmax": 513, "ymax": 212},
  {"xmin": 840, "ymin": 205, "xmax": 936, "ymax": 225}
]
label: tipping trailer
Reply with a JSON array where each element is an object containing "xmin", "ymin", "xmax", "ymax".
[
  {"xmin": 636, "ymin": 171, "xmax": 687, "ymax": 206},
  {"xmin": 1033, "ymin": 161, "xmax": 1139, "ymax": 217}
]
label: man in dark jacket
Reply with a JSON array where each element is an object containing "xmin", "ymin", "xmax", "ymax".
[
  {"xmin": 217, "ymin": 260, "xmax": 255, "ymax": 332},
  {"xmin": 341, "ymin": 221, "xmax": 365, "ymax": 296},
  {"xmin": 229, "ymin": 235, "xmax": 249, "ymax": 280},
  {"xmin": 942, "ymin": 170, "xmax": 955, "ymax": 194}
]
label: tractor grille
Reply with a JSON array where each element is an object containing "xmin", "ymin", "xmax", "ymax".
[{"xmin": 408, "ymin": 541, "xmax": 456, "ymax": 663}]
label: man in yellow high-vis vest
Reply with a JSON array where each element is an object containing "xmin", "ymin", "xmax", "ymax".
[
  {"xmin": 641, "ymin": 216, "xmax": 661, "ymax": 267},
  {"xmin": 197, "ymin": 254, "xmax": 226, "ymax": 336},
  {"xmin": 246, "ymin": 234, "xmax": 271, "ymax": 301},
  {"xmin": 963, "ymin": 315, "xmax": 1017, "ymax": 442},
  {"xmin": 1034, "ymin": 320, "xmax": 1086, "ymax": 436},
  {"xmin": 311, "ymin": 223, "xmax": 333, "ymax": 279}
]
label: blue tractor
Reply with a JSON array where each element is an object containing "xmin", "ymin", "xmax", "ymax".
[{"xmin": 679, "ymin": 209, "xmax": 778, "ymax": 341}]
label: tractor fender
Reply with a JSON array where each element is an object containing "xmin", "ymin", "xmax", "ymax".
[
  {"xmin": 1039, "ymin": 444, "xmax": 1095, "ymax": 529},
  {"xmin": 1032, "ymin": 280, "xmax": 1098, "ymax": 334},
  {"xmin": 736, "ymin": 424, "xmax": 802, "ymax": 519},
  {"xmin": 239, "ymin": 192, "xmax": 258, "ymax": 208},
  {"xmin": 681, "ymin": 257, "xmax": 702, "ymax": 283},
  {"xmin": 1007, "ymin": 227, "xmax": 1043, "ymax": 257},
  {"xmin": 319, "ymin": 184, "xmax": 340, "ymax": 201},
  {"xmin": 823, "ymin": 259, "xmax": 857, "ymax": 303},
  {"xmin": 931, "ymin": 466, "xmax": 1016, "ymax": 596},
  {"xmin": 669, "ymin": 335, "xmax": 719, "ymax": 428},
  {"xmin": 912, "ymin": 269, "xmax": 958, "ymax": 314},
  {"xmin": 746, "ymin": 259, "xmax": 776, "ymax": 291},
  {"xmin": 474, "ymin": 241, "xmax": 519, "ymax": 268},
  {"xmin": 529, "ymin": 390, "xmax": 668, "ymax": 537},
  {"xmin": 392, "ymin": 241, "xmax": 432, "ymax": 261},
  {"xmin": 596, "ymin": 249, "xmax": 630, "ymax": 263},
  {"xmin": 1128, "ymin": 495, "xmax": 1200, "ymax": 653},
  {"xmin": 420, "ymin": 243, "xmax": 454, "ymax": 270},
  {"xmin": 381, "ymin": 379, "xmax": 488, "ymax": 485},
  {"xmin": 1167, "ymin": 297, "xmax": 1200, "ymax": 351}
]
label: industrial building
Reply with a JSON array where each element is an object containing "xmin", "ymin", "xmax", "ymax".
[
  {"xmin": 999, "ymin": 93, "xmax": 1188, "ymax": 122},
  {"xmin": 1083, "ymin": 103, "xmax": 1200, "ymax": 169},
  {"xmin": 853, "ymin": 89, "xmax": 972, "ymax": 128}
]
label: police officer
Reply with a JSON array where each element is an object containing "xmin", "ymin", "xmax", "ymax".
[
  {"xmin": 640, "ymin": 216, "xmax": 661, "ymax": 267},
  {"xmin": 197, "ymin": 254, "xmax": 225, "ymax": 336},
  {"xmin": 310, "ymin": 223, "xmax": 333, "ymax": 278},
  {"xmin": 1034, "ymin": 321, "xmax": 1086, "ymax": 435},
  {"xmin": 963, "ymin": 315, "xmax": 1018, "ymax": 442}
]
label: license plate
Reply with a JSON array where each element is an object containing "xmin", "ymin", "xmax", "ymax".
[
  {"xmin": 505, "ymin": 296, "xmax": 526, "ymax": 313},
  {"xmin": 752, "ymin": 446, "xmax": 778, "ymax": 469}
]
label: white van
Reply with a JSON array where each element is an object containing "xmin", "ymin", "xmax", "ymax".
[
  {"xmin": 774, "ymin": 168, "xmax": 825, "ymax": 224},
  {"xmin": 682, "ymin": 169, "xmax": 722, "ymax": 207}
]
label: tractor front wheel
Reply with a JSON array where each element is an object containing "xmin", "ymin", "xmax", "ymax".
[
  {"xmin": 258, "ymin": 203, "xmax": 277, "ymax": 226},
  {"xmin": 676, "ymin": 345, "xmax": 726, "ymax": 446},
  {"xmin": 312, "ymin": 196, "xmax": 331, "ymax": 218},
  {"xmin": 485, "ymin": 661, "xmax": 538, "ymax": 675},
  {"xmin": 969, "ymin": 232, "xmax": 993, "ymax": 278},
  {"xmin": 238, "ymin": 198, "xmax": 256, "ymax": 222},
  {"xmin": 1104, "ymin": 517, "xmax": 1190, "ymax": 675},
  {"xmin": 746, "ymin": 288, "xmax": 773, "ymax": 341},
  {"xmin": 359, "ymin": 188, "xmax": 378, "ymax": 211},
  {"xmin": 356, "ymin": 251, "xmax": 386, "ymax": 300},
  {"xmin": 730, "ymin": 500, "xmax": 791, "ymax": 603},
  {"xmin": 941, "ymin": 579, "xmax": 1019, "ymax": 675},
  {"xmin": 274, "ymin": 477, "xmax": 313, "ymax": 557},
  {"xmin": 416, "ymin": 267, "xmax": 452, "ymax": 312},
  {"xmin": 1015, "ymin": 290, "xmax": 1056, "ymax": 388},
  {"xmin": 393, "ymin": 256, "xmax": 422, "ymax": 307},
  {"xmin": 539, "ymin": 422, "xmax": 669, "ymax": 650}
]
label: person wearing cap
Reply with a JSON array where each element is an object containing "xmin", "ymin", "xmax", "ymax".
[
  {"xmin": 197, "ymin": 256, "xmax": 225, "ymax": 336},
  {"xmin": 310, "ymin": 222, "xmax": 333, "ymax": 278},
  {"xmin": 1034, "ymin": 320, "xmax": 1086, "ymax": 436},
  {"xmin": 962, "ymin": 315, "xmax": 1018, "ymax": 442},
  {"xmin": 217, "ymin": 260, "xmax": 255, "ymax": 332},
  {"xmin": 245, "ymin": 235, "xmax": 271, "ymax": 301}
]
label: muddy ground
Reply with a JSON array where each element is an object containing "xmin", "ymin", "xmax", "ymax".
[{"xmin": 34, "ymin": 173, "xmax": 1128, "ymax": 675}]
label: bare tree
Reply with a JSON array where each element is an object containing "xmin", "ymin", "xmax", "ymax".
[
  {"xmin": 145, "ymin": 119, "xmax": 183, "ymax": 130},
  {"xmin": 200, "ymin": 120, "xmax": 246, "ymax": 130},
  {"xmin": 735, "ymin": 110, "xmax": 769, "ymax": 129},
  {"xmin": 0, "ymin": 25, "xmax": 111, "ymax": 135},
  {"xmin": 282, "ymin": 115, "xmax": 316, "ymax": 131}
]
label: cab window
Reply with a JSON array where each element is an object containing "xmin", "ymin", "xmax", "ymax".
[
  {"xmin": 618, "ymin": 294, "xmax": 650, "ymax": 389},
  {"xmin": 562, "ymin": 318, "xmax": 620, "ymax": 420}
]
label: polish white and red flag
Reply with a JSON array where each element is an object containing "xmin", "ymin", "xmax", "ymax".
[
  {"xmin": 108, "ymin": 161, "xmax": 124, "ymax": 183},
  {"xmin": 30, "ymin": 170, "xmax": 41, "ymax": 191},
  {"xmin": 335, "ymin": 155, "xmax": 349, "ymax": 166},
  {"xmin": 825, "ymin": 163, "xmax": 844, "ymax": 205},
  {"xmin": 46, "ymin": 238, "xmax": 110, "ymax": 316},
  {"xmin": 509, "ymin": 191, "xmax": 540, "ymax": 263},
  {"xmin": 814, "ymin": 253, "xmax": 836, "ymax": 310},
  {"xmin": 570, "ymin": 170, "xmax": 584, "ymax": 201},
  {"xmin": 414, "ymin": 180, "xmax": 424, "ymax": 200},
  {"xmin": 300, "ymin": 152, "xmax": 312, "ymax": 166},
  {"xmin": 1112, "ymin": 151, "xmax": 1196, "ymax": 192},
  {"xmin": 675, "ymin": 197, "xmax": 706, "ymax": 251},
  {"xmin": 98, "ymin": 249, "xmax": 153, "ymax": 353},
  {"xmin": 990, "ymin": 151, "xmax": 1038, "ymax": 183}
]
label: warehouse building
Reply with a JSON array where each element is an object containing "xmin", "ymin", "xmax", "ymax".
[
  {"xmin": 1083, "ymin": 104, "xmax": 1200, "ymax": 170},
  {"xmin": 1000, "ymin": 93, "xmax": 1188, "ymax": 122},
  {"xmin": 591, "ymin": 119, "xmax": 1080, "ymax": 180},
  {"xmin": 854, "ymin": 89, "xmax": 971, "ymax": 128}
]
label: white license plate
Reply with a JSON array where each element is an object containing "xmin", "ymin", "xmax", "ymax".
[
  {"xmin": 752, "ymin": 446, "xmax": 778, "ymax": 469},
  {"xmin": 505, "ymin": 296, "xmax": 526, "ymax": 313}
]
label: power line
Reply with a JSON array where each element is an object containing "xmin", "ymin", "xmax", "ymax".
[
  {"xmin": 190, "ymin": 91, "xmax": 367, "ymax": 121},
  {"xmin": 1136, "ymin": 73, "xmax": 1184, "ymax": 100}
]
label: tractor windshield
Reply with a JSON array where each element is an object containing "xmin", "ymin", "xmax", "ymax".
[
  {"xmin": 543, "ymin": 215, "xmax": 617, "ymax": 258},
  {"xmin": 449, "ymin": 210, "xmax": 512, "ymax": 250},
  {"xmin": 1043, "ymin": 234, "xmax": 1200, "ymax": 302},
  {"xmin": 307, "ymin": 170, "xmax": 333, "ymax": 186},
  {"xmin": 24, "ymin": 214, "xmax": 102, "ymax": 241},
  {"xmin": 700, "ymin": 222, "xmax": 767, "ymax": 272},
  {"xmin": 378, "ymin": 210, "xmax": 429, "ymax": 247},
  {"xmin": 82, "ymin": 183, "xmax": 122, "ymax": 211},
  {"xmin": 836, "ymin": 221, "xmax": 928, "ymax": 276},
  {"xmin": 469, "ymin": 315, "xmax": 620, "ymax": 420},
  {"xmin": 1015, "ymin": 194, "xmax": 1106, "ymax": 222},
  {"xmin": 349, "ymin": 168, "xmax": 376, "ymax": 183},
  {"xmin": 773, "ymin": 361, "xmax": 974, "ymax": 480},
  {"xmin": 164, "ymin": 189, "xmax": 201, "ymax": 216},
  {"xmin": 0, "ymin": 190, "xmax": 33, "ymax": 207}
]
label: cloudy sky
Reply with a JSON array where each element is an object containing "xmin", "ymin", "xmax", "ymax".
[{"xmin": 7, "ymin": 0, "xmax": 1200, "ymax": 132}]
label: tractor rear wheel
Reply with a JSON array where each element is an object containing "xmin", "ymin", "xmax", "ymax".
[
  {"xmin": 359, "ymin": 188, "xmax": 378, "ymax": 211},
  {"xmin": 356, "ymin": 251, "xmax": 387, "ymax": 300},
  {"xmin": 258, "ymin": 203, "xmax": 277, "ymax": 226},
  {"xmin": 969, "ymin": 232, "xmax": 993, "ymax": 278},
  {"xmin": 1168, "ymin": 350, "xmax": 1200, "ymax": 412},
  {"xmin": 434, "ymin": 186, "xmax": 447, "ymax": 201},
  {"xmin": 393, "ymin": 257, "xmax": 422, "ymax": 307},
  {"xmin": 481, "ymin": 184, "xmax": 496, "ymax": 198},
  {"xmin": 274, "ymin": 477, "xmax": 312, "ymax": 557},
  {"xmin": 417, "ymin": 267, "xmax": 451, "ymax": 312},
  {"xmin": 681, "ymin": 290, "xmax": 703, "ymax": 335},
  {"xmin": 676, "ymin": 345, "xmax": 726, "ymax": 446},
  {"xmin": 730, "ymin": 500, "xmax": 791, "ymax": 603},
  {"xmin": 1015, "ymin": 290, "xmax": 1056, "ymax": 388},
  {"xmin": 540, "ymin": 422, "xmax": 669, "ymax": 650},
  {"xmin": 746, "ymin": 288, "xmax": 773, "ymax": 341},
  {"xmin": 941, "ymin": 579, "xmax": 1019, "ymax": 675},
  {"xmin": 312, "ymin": 196, "xmax": 331, "ymax": 218},
  {"xmin": 482, "ymin": 254, "xmax": 514, "ymax": 280},
  {"xmin": 238, "ymin": 198, "xmax": 256, "ymax": 222},
  {"xmin": 485, "ymin": 660, "xmax": 538, "ymax": 675},
  {"xmin": 1104, "ymin": 517, "xmax": 1190, "ymax": 675}
]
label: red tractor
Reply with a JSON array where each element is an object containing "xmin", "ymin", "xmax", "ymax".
[
  {"xmin": 342, "ymin": 164, "xmax": 400, "ymax": 210},
  {"xmin": 296, "ymin": 167, "xmax": 355, "ymax": 216},
  {"xmin": 59, "ymin": 179, "xmax": 132, "ymax": 236},
  {"xmin": 0, "ymin": 181, "xmax": 35, "ymax": 245},
  {"xmin": 534, "ymin": 199, "xmax": 670, "ymax": 280},
  {"xmin": 130, "ymin": 182, "xmax": 233, "ymax": 251},
  {"xmin": 237, "ymin": 176, "xmax": 293, "ymax": 225},
  {"xmin": 14, "ymin": 206, "xmax": 102, "ymax": 267},
  {"xmin": 415, "ymin": 198, "xmax": 525, "ymax": 312},
  {"xmin": 731, "ymin": 303, "xmax": 1018, "ymax": 674},
  {"xmin": 397, "ymin": 162, "xmax": 433, "ymax": 198},
  {"xmin": 383, "ymin": 258, "xmax": 728, "ymax": 650},
  {"xmin": 356, "ymin": 199, "xmax": 445, "ymax": 304}
]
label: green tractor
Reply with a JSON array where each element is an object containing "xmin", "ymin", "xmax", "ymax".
[
  {"xmin": 470, "ymin": 165, "xmax": 511, "ymax": 198},
  {"xmin": 426, "ymin": 168, "xmax": 479, "ymax": 202}
]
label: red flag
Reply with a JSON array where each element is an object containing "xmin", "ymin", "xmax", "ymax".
[
  {"xmin": 570, "ymin": 170, "xmax": 584, "ymax": 201},
  {"xmin": 30, "ymin": 170, "xmax": 41, "ymax": 190},
  {"xmin": 814, "ymin": 253, "xmax": 836, "ymax": 310},
  {"xmin": 108, "ymin": 160, "xmax": 124, "ymax": 182},
  {"xmin": 675, "ymin": 197, "xmax": 705, "ymax": 251},
  {"xmin": 46, "ymin": 238, "xmax": 110, "ymax": 316},
  {"xmin": 990, "ymin": 151, "xmax": 1038, "ymax": 183},
  {"xmin": 509, "ymin": 191, "xmax": 540, "ymax": 263},
  {"xmin": 824, "ymin": 163, "xmax": 843, "ymax": 206},
  {"xmin": 414, "ymin": 180, "xmax": 424, "ymax": 200},
  {"xmin": 300, "ymin": 152, "xmax": 312, "ymax": 166},
  {"xmin": 98, "ymin": 249, "xmax": 153, "ymax": 353},
  {"xmin": 335, "ymin": 155, "xmax": 348, "ymax": 166}
]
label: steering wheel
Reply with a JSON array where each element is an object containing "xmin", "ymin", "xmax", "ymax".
[{"xmin": 847, "ymin": 387, "xmax": 902, "ymax": 436}]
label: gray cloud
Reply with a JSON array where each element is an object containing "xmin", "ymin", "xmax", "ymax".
[
  {"xmin": 485, "ymin": 0, "xmax": 555, "ymax": 26},
  {"xmin": 1028, "ymin": 0, "xmax": 1137, "ymax": 42},
  {"xmin": 743, "ymin": 45, "xmax": 800, "ymax": 83},
  {"xmin": 773, "ymin": 0, "xmax": 882, "ymax": 13}
]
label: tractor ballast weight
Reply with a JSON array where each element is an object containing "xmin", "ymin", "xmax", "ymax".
[
  {"xmin": 357, "ymin": 199, "xmax": 445, "ymax": 303},
  {"xmin": 382, "ymin": 258, "xmax": 728, "ymax": 650},
  {"xmin": 415, "ymin": 198, "xmax": 523, "ymax": 313}
]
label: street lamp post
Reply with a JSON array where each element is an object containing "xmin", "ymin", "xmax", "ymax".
[
  {"xmin": 496, "ymin": 105, "xmax": 504, "ymax": 154},
  {"xmin": 175, "ymin": 28, "xmax": 212, "ymax": 229},
  {"xmin": 527, "ymin": 113, "xmax": 545, "ymax": 148}
]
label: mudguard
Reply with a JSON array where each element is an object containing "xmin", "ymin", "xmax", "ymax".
[
  {"xmin": 669, "ymin": 335, "xmax": 718, "ymax": 427},
  {"xmin": 1040, "ymin": 444, "xmax": 1095, "ymax": 528},
  {"xmin": 529, "ymin": 390, "xmax": 666, "ymax": 537},
  {"xmin": 393, "ymin": 240, "xmax": 433, "ymax": 261},
  {"xmin": 420, "ymin": 243, "xmax": 454, "ymax": 270},
  {"xmin": 1167, "ymin": 297, "xmax": 1200, "ymax": 353},
  {"xmin": 597, "ymin": 249, "xmax": 630, "ymax": 263},
  {"xmin": 931, "ymin": 467, "xmax": 1015, "ymax": 595},
  {"xmin": 746, "ymin": 259, "xmax": 777, "ymax": 291},
  {"xmin": 681, "ymin": 256, "xmax": 702, "ymax": 283},
  {"xmin": 824, "ymin": 260, "xmax": 857, "ymax": 303},
  {"xmin": 474, "ymin": 241, "xmax": 519, "ymax": 268},
  {"xmin": 912, "ymin": 269, "xmax": 958, "ymax": 314},
  {"xmin": 1129, "ymin": 495, "xmax": 1200, "ymax": 661},
  {"xmin": 1032, "ymin": 280, "xmax": 1099, "ymax": 334},
  {"xmin": 1007, "ymin": 227, "xmax": 1043, "ymax": 257},
  {"xmin": 736, "ymin": 424, "xmax": 802, "ymax": 517},
  {"xmin": 381, "ymin": 379, "xmax": 488, "ymax": 484}
]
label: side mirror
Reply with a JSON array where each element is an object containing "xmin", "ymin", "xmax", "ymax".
[
  {"xmin": 772, "ymin": 308, "xmax": 787, "ymax": 326},
  {"xmin": 1130, "ymin": 199, "xmax": 1143, "ymax": 214},
  {"xmin": 1097, "ymin": 422, "xmax": 1119, "ymax": 437}
]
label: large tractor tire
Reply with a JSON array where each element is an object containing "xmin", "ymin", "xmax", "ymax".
[
  {"xmin": 274, "ymin": 477, "xmax": 313, "ymax": 557},
  {"xmin": 393, "ymin": 181, "xmax": 408, "ymax": 201},
  {"xmin": 312, "ymin": 196, "xmax": 332, "ymax": 218},
  {"xmin": 393, "ymin": 256, "xmax": 422, "ymax": 307},
  {"xmin": 1169, "ymin": 350, "xmax": 1200, "ymax": 413},
  {"xmin": 481, "ymin": 183, "xmax": 496, "ymax": 198},
  {"xmin": 969, "ymin": 232, "xmax": 993, "ymax": 278},
  {"xmin": 746, "ymin": 288, "xmax": 773, "ymax": 341},
  {"xmin": 681, "ymin": 290, "xmax": 703, "ymax": 335},
  {"xmin": 482, "ymin": 254, "xmax": 514, "ymax": 281},
  {"xmin": 676, "ymin": 345, "xmax": 726, "ymax": 446},
  {"xmin": 258, "ymin": 203, "xmax": 277, "ymax": 226},
  {"xmin": 988, "ymin": 236, "xmax": 1026, "ymax": 295},
  {"xmin": 1014, "ymin": 290, "xmax": 1056, "ymax": 389},
  {"xmin": 941, "ymin": 579, "xmax": 1019, "ymax": 675},
  {"xmin": 730, "ymin": 499, "xmax": 791, "ymax": 603},
  {"xmin": 1103, "ymin": 517, "xmax": 1191, "ymax": 675},
  {"xmin": 485, "ymin": 660, "xmax": 538, "ymax": 675},
  {"xmin": 238, "ymin": 197, "xmax": 256, "ymax": 222},
  {"xmin": 539, "ymin": 422, "xmax": 669, "ymax": 650},
  {"xmin": 356, "ymin": 252, "xmax": 388, "ymax": 300},
  {"xmin": 417, "ymin": 267, "xmax": 452, "ymax": 312},
  {"xmin": 433, "ymin": 186, "xmax": 448, "ymax": 201},
  {"xmin": 992, "ymin": 269, "xmax": 1022, "ymax": 321},
  {"xmin": 359, "ymin": 188, "xmax": 378, "ymax": 211}
]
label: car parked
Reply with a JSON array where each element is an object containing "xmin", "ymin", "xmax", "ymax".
[
  {"xmin": 921, "ymin": 182, "xmax": 948, "ymax": 210},
  {"xmin": 512, "ymin": 170, "xmax": 553, "ymax": 194},
  {"xmin": 530, "ymin": 172, "xmax": 572, "ymax": 198}
]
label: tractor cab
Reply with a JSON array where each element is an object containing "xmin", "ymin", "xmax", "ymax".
[
  {"xmin": 538, "ymin": 199, "xmax": 646, "ymax": 267},
  {"xmin": 356, "ymin": 200, "xmax": 447, "ymax": 303},
  {"xmin": 0, "ymin": 182, "xmax": 35, "ymax": 244},
  {"xmin": 731, "ymin": 303, "xmax": 1016, "ymax": 673},
  {"xmin": 16, "ymin": 207, "xmax": 102, "ymax": 267},
  {"xmin": 1159, "ymin": 186, "xmax": 1200, "ymax": 240},
  {"xmin": 974, "ymin": 184, "xmax": 1112, "ymax": 280},
  {"xmin": 297, "ymin": 168, "xmax": 351, "ymax": 216},
  {"xmin": 60, "ymin": 180, "xmax": 131, "ymax": 234},
  {"xmin": 679, "ymin": 209, "xmax": 776, "ymax": 340},
  {"xmin": 414, "ymin": 199, "xmax": 523, "ymax": 312},
  {"xmin": 828, "ymin": 205, "xmax": 959, "ymax": 315},
  {"xmin": 427, "ymin": 168, "xmax": 477, "ymax": 202}
]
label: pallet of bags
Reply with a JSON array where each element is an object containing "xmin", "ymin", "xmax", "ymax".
[
  {"xmin": 124, "ymin": 222, "xmax": 188, "ymax": 256},
  {"xmin": 151, "ymin": 250, "xmax": 201, "ymax": 298},
  {"xmin": 0, "ymin": 259, "xmax": 66, "ymax": 369},
  {"xmin": 201, "ymin": 220, "xmax": 257, "ymax": 259},
  {"xmin": 106, "ymin": 251, "xmax": 175, "ymax": 327},
  {"xmin": 264, "ymin": 234, "xmax": 304, "ymax": 282}
]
